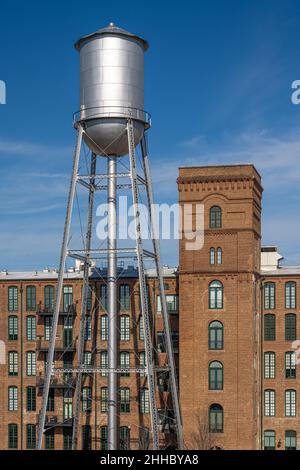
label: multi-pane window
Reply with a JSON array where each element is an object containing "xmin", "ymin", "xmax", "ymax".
[
  {"xmin": 139, "ymin": 315, "xmax": 144, "ymax": 341},
  {"xmin": 8, "ymin": 351, "xmax": 18, "ymax": 376},
  {"xmin": 100, "ymin": 315, "xmax": 108, "ymax": 341},
  {"xmin": 86, "ymin": 286, "xmax": 92, "ymax": 311},
  {"xmin": 285, "ymin": 314, "xmax": 296, "ymax": 341},
  {"xmin": 26, "ymin": 424, "xmax": 36, "ymax": 449},
  {"xmin": 8, "ymin": 386, "xmax": 18, "ymax": 411},
  {"xmin": 139, "ymin": 388, "xmax": 149, "ymax": 414},
  {"xmin": 101, "ymin": 387, "xmax": 108, "ymax": 413},
  {"xmin": 171, "ymin": 331, "xmax": 179, "ymax": 353},
  {"xmin": 285, "ymin": 352, "xmax": 296, "ymax": 379},
  {"xmin": 119, "ymin": 387, "xmax": 130, "ymax": 413},
  {"xmin": 63, "ymin": 390, "xmax": 72, "ymax": 420},
  {"xmin": 264, "ymin": 352, "xmax": 276, "ymax": 379},
  {"xmin": 82, "ymin": 387, "xmax": 92, "ymax": 412},
  {"xmin": 47, "ymin": 389, "xmax": 55, "ymax": 412},
  {"xmin": 209, "ymin": 281, "xmax": 223, "ymax": 309},
  {"xmin": 44, "ymin": 316, "xmax": 52, "ymax": 341},
  {"xmin": 63, "ymin": 428, "xmax": 72, "ymax": 450},
  {"xmin": 157, "ymin": 295, "xmax": 178, "ymax": 314},
  {"xmin": 83, "ymin": 351, "xmax": 92, "ymax": 367},
  {"xmin": 157, "ymin": 332, "xmax": 166, "ymax": 353},
  {"xmin": 8, "ymin": 286, "xmax": 18, "ymax": 312},
  {"xmin": 8, "ymin": 316, "xmax": 18, "ymax": 341},
  {"xmin": 285, "ymin": 389, "xmax": 296, "ymax": 417},
  {"xmin": 100, "ymin": 426, "xmax": 108, "ymax": 450},
  {"xmin": 26, "ymin": 286, "xmax": 36, "ymax": 311},
  {"xmin": 119, "ymin": 284, "xmax": 130, "ymax": 310},
  {"xmin": 26, "ymin": 386, "xmax": 36, "ymax": 412},
  {"xmin": 26, "ymin": 316, "xmax": 36, "ymax": 341},
  {"xmin": 63, "ymin": 317, "xmax": 73, "ymax": 348},
  {"xmin": 100, "ymin": 351, "xmax": 108, "ymax": 377},
  {"xmin": 82, "ymin": 425, "xmax": 92, "ymax": 450},
  {"xmin": 63, "ymin": 286, "xmax": 73, "ymax": 313},
  {"xmin": 217, "ymin": 247, "xmax": 222, "ymax": 265},
  {"xmin": 208, "ymin": 321, "xmax": 224, "ymax": 350},
  {"xmin": 139, "ymin": 351, "xmax": 146, "ymax": 376},
  {"xmin": 99, "ymin": 285, "xmax": 108, "ymax": 311},
  {"xmin": 139, "ymin": 427, "xmax": 150, "ymax": 450},
  {"xmin": 285, "ymin": 430, "xmax": 297, "ymax": 450},
  {"xmin": 285, "ymin": 282, "xmax": 296, "ymax": 309},
  {"xmin": 210, "ymin": 248, "xmax": 215, "ymax": 265},
  {"xmin": 264, "ymin": 389, "xmax": 276, "ymax": 416},
  {"xmin": 120, "ymin": 426, "xmax": 130, "ymax": 450},
  {"xmin": 264, "ymin": 430, "xmax": 275, "ymax": 450},
  {"xmin": 264, "ymin": 283, "xmax": 276, "ymax": 310},
  {"xmin": 8, "ymin": 424, "xmax": 18, "ymax": 449},
  {"xmin": 209, "ymin": 361, "xmax": 223, "ymax": 390},
  {"xmin": 120, "ymin": 315, "xmax": 130, "ymax": 341},
  {"xmin": 209, "ymin": 404, "xmax": 223, "ymax": 433},
  {"xmin": 264, "ymin": 314, "xmax": 276, "ymax": 341},
  {"xmin": 120, "ymin": 351, "xmax": 130, "ymax": 377},
  {"xmin": 63, "ymin": 354, "xmax": 73, "ymax": 382},
  {"xmin": 26, "ymin": 351, "xmax": 36, "ymax": 376},
  {"xmin": 85, "ymin": 316, "xmax": 91, "ymax": 341},
  {"xmin": 210, "ymin": 206, "xmax": 222, "ymax": 229},
  {"xmin": 44, "ymin": 285, "xmax": 54, "ymax": 312},
  {"xmin": 45, "ymin": 429, "xmax": 55, "ymax": 450}
]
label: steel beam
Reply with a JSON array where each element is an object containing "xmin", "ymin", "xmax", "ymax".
[
  {"xmin": 107, "ymin": 156, "xmax": 118, "ymax": 450},
  {"xmin": 37, "ymin": 124, "xmax": 83, "ymax": 449}
]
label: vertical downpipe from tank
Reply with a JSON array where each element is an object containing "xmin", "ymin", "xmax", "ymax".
[{"xmin": 107, "ymin": 156, "xmax": 118, "ymax": 449}]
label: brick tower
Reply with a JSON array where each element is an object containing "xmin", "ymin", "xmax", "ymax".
[{"xmin": 178, "ymin": 165, "xmax": 263, "ymax": 449}]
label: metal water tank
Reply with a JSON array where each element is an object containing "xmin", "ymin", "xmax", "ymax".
[{"xmin": 74, "ymin": 23, "xmax": 150, "ymax": 156}]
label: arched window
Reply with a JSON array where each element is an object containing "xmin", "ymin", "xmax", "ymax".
[
  {"xmin": 264, "ymin": 282, "xmax": 275, "ymax": 310},
  {"xmin": 120, "ymin": 315, "xmax": 130, "ymax": 341},
  {"xmin": 264, "ymin": 389, "xmax": 275, "ymax": 416},
  {"xmin": 209, "ymin": 361, "xmax": 223, "ymax": 390},
  {"xmin": 44, "ymin": 285, "xmax": 54, "ymax": 312},
  {"xmin": 209, "ymin": 281, "xmax": 223, "ymax": 309},
  {"xmin": 285, "ymin": 281, "xmax": 296, "ymax": 309},
  {"xmin": 209, "ymin": 404, "xmax": 223, "ymax": 433},
  {"xmin": 8, "ymin": 286, "xmax": 18, "ymax": 312},
  {"xmin": 210, "ymin": 248, "xmax": 215, "ymax": 265},
  {"xmin": 285, "ymin": 352, "xmax": 296, "ymax": 379},
  {"xmin": 208, "ymin": 321, "xmax": 223, "ymax": 350},
  {"xmin": 285, "ymin": 430, "xmax": 297, "ymax": 450},
  {"xmin": 264, "ymin": 314, "xmax": 276, "ymax": 341},
  {"xmin": 217, "ymin": 247, "xmax": 222, "ymax": 265},
  {"xmin": 100, "ymin": 315, "xmax": 108, "ymax": 341},
  {"xmin": 285, "ymin": 389, "xmax": 296, "ymax": 417},
  {"xmin": 119, "ymin": 284, "xmax": 130, "ymax": 310},
  {"xmin": 210, "ymin": 206, "xmax": 222, "ymax": 229},
  {"xmin": 99, "ymin": 284, "xmax": 107, "ymax": 311},
  {"xmin": 264, "ymin": 430, "xmax": 275, "ymax": 450},
  {"xmin": 120, "ymin": 426, "xmax": 130, "ymax": 450},
  {"xmin": 26, "ymin": 286, "xmax": 36, "ymax": 311},
  {"xmin": 264, "ymin": 352, "xmax": 276, "ymax": 379},
  {"xmin": 285, "ymin": 313, "xmax": 296, "ymax": 341}
]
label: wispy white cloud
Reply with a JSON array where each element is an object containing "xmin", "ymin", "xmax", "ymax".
[{"xmin": 0, "ymin": 138, "xmax": 72, "ymax": 158}]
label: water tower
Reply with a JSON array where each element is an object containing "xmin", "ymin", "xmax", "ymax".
[{"xmin": 37, "ymin": 23, "xmax": 183, "ymax": 450}]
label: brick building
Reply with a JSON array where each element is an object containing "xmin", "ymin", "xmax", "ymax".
[{"xmin": 0, "ymin": 163, "xmax": 299, "ymax": 450}]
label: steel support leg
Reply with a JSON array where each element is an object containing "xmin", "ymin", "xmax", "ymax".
[
  {"xmin": 141, "ymin": 135, "xmax": 184, "ymax": 449},
  {"xmin": 107, "ymin": 156, "xmax": 118, "ymax": 450},
  {"xmin": 37, "ymin": 125, "xmax": 83, "ymax": 449},
  {"xmin": 127, "ymin": 120, "xmax": 160, "ymax": 450},
  {"xmin": 72, "ymin": 152, "xmax": 97, "ymax": 449}
]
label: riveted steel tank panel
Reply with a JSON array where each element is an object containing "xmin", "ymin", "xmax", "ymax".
[{"xmin": 76, "ymin": 26, "xmax": 148, "ymax": 156}]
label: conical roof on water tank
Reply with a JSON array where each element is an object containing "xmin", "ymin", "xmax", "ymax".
[{"xmin": 74, "ymin": 23, "xmax": 150, "ymax": 156}]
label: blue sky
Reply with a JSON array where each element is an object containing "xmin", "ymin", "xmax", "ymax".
[{"xmin": 0, "ymin": 0, "xmax": 300, "ymax": 270}]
